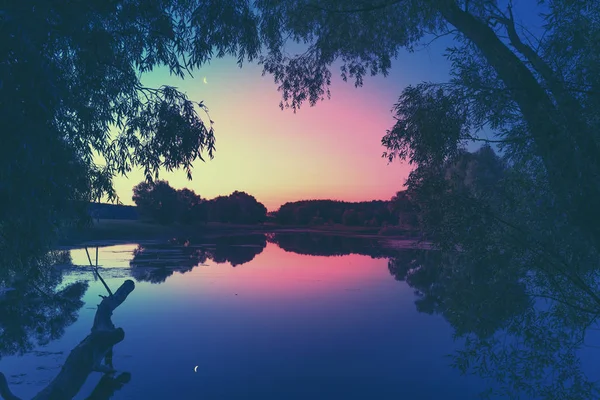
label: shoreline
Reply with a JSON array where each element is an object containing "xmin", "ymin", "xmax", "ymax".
[{"xmin": 58, "ymin": 219, "xmax": 424, "ymax": 249}]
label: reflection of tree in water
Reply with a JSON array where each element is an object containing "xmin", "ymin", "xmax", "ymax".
[
  {"xmin": 205, "ymin": 234, "xmax": 267, "ymax": 267},
  {"xmin": 0, "ymin": 251, "xmax": 88, "ymax": 359},
  {"xmin": 129, "ymin": 243, "xmax": 208, "ymax": 284},
  {"xmin": 387, "ymin": 248, "xmax": 600, "ymax": 399},
  {"xmin": 1, "ymin": 276, "xmax": 134, "ymax": 400},
  {"xmin": 267, "ymin": 232, "xmax": 398, "ymax": 258},
  {"xmin": 129, "ymin": 234, "xmax": 267, "ymax": 283},
  {"xmin": 388, "ymin": 249, "xmax": 531, "ymax": 338}
]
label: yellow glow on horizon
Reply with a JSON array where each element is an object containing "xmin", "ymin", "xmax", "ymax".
[{"xmin": 104, "ymin": 60, "xmax": 412, "ymax": 211}]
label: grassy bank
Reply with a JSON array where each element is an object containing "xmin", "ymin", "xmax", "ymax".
[{"xmin": 59, "ymin": 219, "xmax": 417, "ymax": 246}]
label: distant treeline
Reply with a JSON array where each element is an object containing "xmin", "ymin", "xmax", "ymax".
[
  {"xmin": 273, "ymin": 194, "xmax": 418, "ymax": 228},
  {"xmin": 95, "ymin": 180, "xmax": 418, "ymax": 229},
  {"xmin": 132, "ymin": 180, "xmax": 267, "ymax": 225}
]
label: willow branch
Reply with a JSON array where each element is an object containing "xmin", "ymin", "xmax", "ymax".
[{"xmin": 304, "ymin": 0, "xmax": 404, "ymax": 14}]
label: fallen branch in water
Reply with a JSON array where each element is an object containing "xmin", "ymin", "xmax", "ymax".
[
  {"xmin": 0, "ymin": 279, "xmax": 135, "ymax": 400},
  {"xmin": 0, "ymin": 373, "xmax": 20, "ymax": 400}
]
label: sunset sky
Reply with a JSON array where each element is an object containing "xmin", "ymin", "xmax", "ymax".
[{"xmin": 107, "ymin": 34, "xmax": 451, "ymax": 211}]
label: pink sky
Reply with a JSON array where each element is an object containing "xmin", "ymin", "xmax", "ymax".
[{"xmin": 106, "ymin": 41, "xmax": 451, "ymax": 211}]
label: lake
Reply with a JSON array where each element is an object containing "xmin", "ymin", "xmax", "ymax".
[{"xmin": 1, "ymin": 233, "xmax": 599, "ymax": 399}]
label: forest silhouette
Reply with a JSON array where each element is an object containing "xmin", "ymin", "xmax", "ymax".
[
  {"xmin": 122, "ymin": 179, "xmax": 418, "ymax": 233},
  {"xmin": 2, "ymin": 0, "xmax": 600, "ymax": 399}
]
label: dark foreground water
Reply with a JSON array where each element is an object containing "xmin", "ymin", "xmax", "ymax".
[{"xmin": 2, "ymin": 233, "xmax": 600, "ymax": 399}]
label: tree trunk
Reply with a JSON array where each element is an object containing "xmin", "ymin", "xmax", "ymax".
[
  {"xmin": 31, "ymin": 280, "xmax": 135, "ymax": 400},
  {"xmin": 0, "ymin": 279, "xmax": 135, "ymax": 400},
  {"xmin": 439, "ymin": 1, "xmax": 600, "ymax": 247}
]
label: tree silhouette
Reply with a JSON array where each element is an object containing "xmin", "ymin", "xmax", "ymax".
[
  {"xmin": 132, "ymin": 180, "xmax": 179, "ymax": 225},
  {"xmin": 248, "ymin": 1, "xmax": 600, "ymax": 246},
  {"xmin": 5, "ymin": 0, "xmax": 600, "ymax": 271},
  {"xmin": 274, "ymin": 199, "xmax": 395, "ymax": 227},
  {"xmin": 207, "ymin": 191, "xmax": 267, "ymax": 224},
  {"xmin": 176, "ymin": 188, "xmax": 205, "ymax": 225},
  {"xmin": 388, "ymin": 191, "xmax": 419, "ymax": 228},
  {"xmin": 3, "ymin": 0, "xmax": 250, "ymax": 265}
]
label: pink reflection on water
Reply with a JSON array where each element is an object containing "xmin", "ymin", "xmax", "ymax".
[{"xmin": 165, "ymin": 242, "xmax": 407, "ymax": 300}]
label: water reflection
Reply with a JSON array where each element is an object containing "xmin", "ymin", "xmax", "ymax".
[
  {"xmin": 129, "ymin": 234, "xmax": 267, "ymax": 283},
  {"xmin": 2, "ymin": 234, "xmax": 600, "ymax": 399},
  {"xmin": 0, "ymin": 249, "xmax": 135, "ymax": 400},
  {"xmin": 388, "ymin": 249, "xmax": 531, "ymax": 338},
  {"xmin": 84, "ymin": 372, "xmax": 131, "ymax": 400},
  {"xmin": 198, "ymin": 234, "xmax": 267, "ymax": 266},
  {"xmin": 0, "ymin": 251, "xmax": 87, "ymax": 358},
  {"xmin": 267, "ymin": 232, "xmax": 398, "ymax": 258},
  {"xmin": 129, "ymin": 243, "xmax": 208, "ymax": 284},
  {"xmin": 387, "ymin": 249, "xmax": 600, "ymax": 399},
  {"xmin": 29, "ymin": 279, "xmax": 134, "ymax": 400}
]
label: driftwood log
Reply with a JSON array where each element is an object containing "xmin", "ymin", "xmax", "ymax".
[{"xmin": 0, "ymin": 279, "xmax": 135, "ymax": 400}]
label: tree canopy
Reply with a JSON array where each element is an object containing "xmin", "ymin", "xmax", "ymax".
[
  {"xmin": 131, "ymin": 180, "xmax": 267, "ymax": 225},
  {"xmin": 3, "ymin": 0, "xmax": 599, "ymax": 266}
]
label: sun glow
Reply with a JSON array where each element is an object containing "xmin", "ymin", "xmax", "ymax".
[{"xmin": 108, "ymin": 45, "xmax": 450, "ymax": 210}]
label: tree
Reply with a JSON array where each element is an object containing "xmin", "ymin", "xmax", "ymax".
[
  {"xmin": 132, "ymin": 180, "xmax": 178, "ymax": 225},
  {"xmin": 293, "ymin": 205, "xmax": 313, "ymax": 225},
  {"xmin": 149, "ymin": 181, "xmax": 179, "ymax": 225},
  {"xmin": 199, "ymin": 0, "xmax": 599, "ymax": 249},
  {"xmin": 193, "ymin": 200, "xmax": 210, "ymax": 225},
  {"xmin": 228, "ymin": 191, "xmax": 268, "ymax": 224},
  {"xmin": 342, "ymin": 209, "xmax": 360, "ymax": 226},
  {"xmin": 3, "ymin": 0, "xmax": 258, "ymax": 266},
  {"xmin": 130, "ymin": 181, "xmax": 154, "ymax": 220},
  {"xmin": 249, "ymin": 0, "xmax": 599, "ymax": 246},
  {"xmin": 400, "ymin": 145, "xmax": 507, "ymax": 248},
  {"xmin": 388, "ymin": 191, "xmax": 418, "ymax": 227},
  {"xmin": 274, "ymin": 200, "xmax": 394, "ymax": 226},
  {"xmin": 176, "ymin": 188, "xmax": 204, "ymax": 224},
  {"xmin": 204, "ymin": 191, "xmax": 267, "ymax": 224},
  {"xmin": 208, "ymin": 191, "xmax": 268, "ymax": 224},
  {"xmin": 6, "ymin": 0, "xmax": 599, "ymax": 263}
]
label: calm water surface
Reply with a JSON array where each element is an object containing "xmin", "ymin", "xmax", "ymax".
[{"xmin": 2, "ymin": 234, "xmax": 599, "ymax": 399}]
